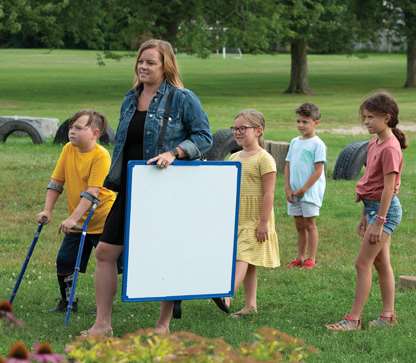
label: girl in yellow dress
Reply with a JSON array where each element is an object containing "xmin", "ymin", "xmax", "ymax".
[{"xmin": 228, "ymin": 109, "xmax": 280, "ymax": 317}]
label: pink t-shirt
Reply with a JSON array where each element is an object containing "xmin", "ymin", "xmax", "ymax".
[{"xmin": 356, "ymin": 135, "xmax": 403, "ymax": 200}]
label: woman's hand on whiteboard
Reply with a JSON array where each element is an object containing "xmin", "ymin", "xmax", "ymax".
[
  {"xmin": 147, "ymin": 151, "xmax": 176, "ymax": 168},
  {"xmin": 256, "ymin": 222, "xmax": 268, "ymax": 242}
]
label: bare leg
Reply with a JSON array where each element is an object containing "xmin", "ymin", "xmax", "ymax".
[
  {"xmin": 225, "ymin": 260, "xmax": 248, "ymax": 306},
  {"xmin": 295, "ymin": 217, "xmax": 307, "ymax": 261},
  {"xmin": 86, "ymin": 242, "xmax": 122, "ymax": 335},
  {"xmin": 243, "ymin": 264, "xmax": 257, "ymax": 309},
  {"xmin": 349, "ymin": 231, "xmax": 387, "ymax": 320},
  {"xmin": 155, "ymin": 301, "xmax": 174, "ymax": 334},
  {"xmin": 304, "ymin": 217, "xmax": 318, "ymax": 261},
  {"xmin": 373, "ymin": 236, "xmax": 395, "ymax": 316}
]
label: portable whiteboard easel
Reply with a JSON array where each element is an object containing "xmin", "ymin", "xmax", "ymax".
[{"xmin": 122, "ymin": 160, "xmax": 241, "ymax": 302}]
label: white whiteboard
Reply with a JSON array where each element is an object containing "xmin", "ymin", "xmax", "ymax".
[{"xmin": 122, "ymin": 161, "xmax": 241, "ymax": 302}]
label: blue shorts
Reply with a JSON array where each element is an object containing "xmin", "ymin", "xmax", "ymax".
[
  {"xmin": 287, "ymin": 198, "xmax": 320, "ymax": 218},
  {"xmin": 363, "ymin": 196, "xmax": 402, "ymax": 235}
]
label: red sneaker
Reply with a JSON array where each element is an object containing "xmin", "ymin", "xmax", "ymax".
[
  {"xmin": 287, "ymin": 258, "xmax": 303, "ymax": 269},
  {"xmin": 302, "ymin": 258, "xmax": 316, "ymax": 269}
]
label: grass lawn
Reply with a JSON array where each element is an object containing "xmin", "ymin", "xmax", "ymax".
[{"xmin": 0, "ymin": 50, "xmax": 415, "ymax": 362}]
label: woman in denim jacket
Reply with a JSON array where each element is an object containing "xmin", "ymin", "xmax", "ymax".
[{"xmin": 82, "ymin": 39, "xmax": 213, "ymax": 337}]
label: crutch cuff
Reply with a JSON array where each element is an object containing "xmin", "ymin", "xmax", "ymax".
[
  {"xmin": 47, "ymin": 180, "xmax": 64, "ymax": 193},
  {"xmin": 80, "ymin": 191, "xmax": 100, "ymax": 206}
]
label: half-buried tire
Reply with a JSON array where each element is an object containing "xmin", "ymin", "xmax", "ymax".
[
  {"xmin": 0, "ymin": 120, "xmax": 44, "ymax": 144},
  {"xmin": 205, "ymin": 128, "xmax": 242, "ymax": 160},
  {"xmin": 333, "ymin": 140, "xmax": 369, "ymax": 180}
]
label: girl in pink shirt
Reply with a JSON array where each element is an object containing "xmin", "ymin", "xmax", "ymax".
[{"xmin": 327, "ymin": 92, "xmax": 407, "ymax": 331}]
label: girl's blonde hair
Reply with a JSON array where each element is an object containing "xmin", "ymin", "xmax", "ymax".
[
  {"xmin": 133, "ymin": 39, "xmax": 184, "ymax": 89},
  {"xmin": 234, "ymin": 109, "xmax": 266, "ymax": 148}
]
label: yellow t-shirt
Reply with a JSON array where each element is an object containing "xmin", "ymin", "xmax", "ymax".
[{"xmin": 51, "ymin": 143, "xmax": 116, "ymax": 234}]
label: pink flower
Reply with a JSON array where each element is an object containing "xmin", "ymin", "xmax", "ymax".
[
  {"xmin": 0, "ymin": 301, "xmax": 23, "ymax": 327},
  {"xmin": 5, "ymin": 342, "xmax": 30, "ymax": 363},
  {"xmin": 31, "ymin": 343, "xmax": 65, "ymax": 363}
]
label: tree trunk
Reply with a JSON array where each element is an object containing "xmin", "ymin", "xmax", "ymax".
[
  {"xmin": 285, "ymin": 39, "xmax": 311, "ymax": 94},
  {"xmin": 404, "ymin": 36, "xmax": 416, "ymax": 88}
]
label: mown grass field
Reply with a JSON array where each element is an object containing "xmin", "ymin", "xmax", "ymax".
[{"xmin": 0, "ymin": 50, "xmax": 415, "ymax": 362}]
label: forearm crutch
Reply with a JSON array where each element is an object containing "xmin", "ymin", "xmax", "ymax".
[
  {"xmin": 9, "ymin": 223, "xmax": 44, "ymax": 304},
  {"xmin": 64, "ymin": 197, "xmax": 99, "ymax": 326}
]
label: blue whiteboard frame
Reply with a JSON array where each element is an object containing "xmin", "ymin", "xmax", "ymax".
[{"xmin": 121, "ymin": 160, "xmax": 241, "ymax": 302}]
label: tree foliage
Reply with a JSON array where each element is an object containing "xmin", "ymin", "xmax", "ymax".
[
  {"xmin": 0, "ymin": 0, "xmax": 413, "ymax": 90},
  {"xmin": 386, "ymin": 1, "xmax": 416, "ymax": 87},
  {"xmin": 352, "ymin": 0, "xmax": 416, "ymax": 87},
  {"xmin": 0, "ymin": 0, "xmax": 68, "ymax": 48}
]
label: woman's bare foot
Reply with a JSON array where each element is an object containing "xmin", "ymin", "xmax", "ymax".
[
  {"xmin": 155, "ymin": 324, "xmax": 170, "ymax": 335},
  {"xmin": 230, "ymin": 305, "xmax": 257, "ymax": 318},
  {"xmin": 80, "ymin": 324, "xmax": 113, "ymax": 337}
]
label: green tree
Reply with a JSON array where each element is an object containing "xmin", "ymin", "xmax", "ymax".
[
  {"xmin": 176, "ymin": 0, "xmax": 282, "ymax": 57},
  {"xmin": 172, "ymin": 0, "xmax": 356, "ymax": 94},
  {"xmin": 56, "ymin": 0, "xmax": 105, "ymax": 49},
  {"xmin": 0, "ymin": 0, "xmax": 68, "ymax": 48},
  {"xmin": 99, "ymin": 0, "xmax": 156, "ymax": 50},
  {"xmin": 386, "ymin": 1, "xmax": 416, "ymax": 87},
  {"xmin": 278, "ymin": 0, "xmax": 355, "ymax": 94},
  {"xmin": 217, "ymin": 0, "xmax": 281, "ymax": 53},
  {"xmin": 0, "ymin": 0, "xmax": 25, "ymax": 38},
  {"xmin": 353, "ymin": 0, "xmax": 416, "ymax": 88},
  {"xmin": 177, "ymin": 15, "xmax": 212, "ymax": 58},
  {"xmin": 98, "ymin": 0, "xmax": 201, "ymax": 50}
]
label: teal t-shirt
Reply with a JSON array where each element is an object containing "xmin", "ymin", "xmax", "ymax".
[{"xmin": 285, "ymin": 136, "xmax": 326, "ymax": 207}]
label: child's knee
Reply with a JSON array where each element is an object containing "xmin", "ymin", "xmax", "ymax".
[
  {"xmin": 355, "ymin": 257, "xmax": 372, "ymax": 272},
  {"xmin": 304, "ymin": 218, "xmax": 317, "ymax": 230},
  {"xmin": 373, "ymin": 255, "xmax": 391, "ymax": 272},
  {"xmin": 294, "ymin": 217, "xmax": 306, "ymax": 231},
  {"xmin": 95, "ymin": 243, "xmax": 121, "ymax": 263}
]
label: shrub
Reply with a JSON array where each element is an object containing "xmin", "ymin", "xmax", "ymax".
[{"xmin": 65, "ymin": 327, "xmax": 317, "ymax": 363}]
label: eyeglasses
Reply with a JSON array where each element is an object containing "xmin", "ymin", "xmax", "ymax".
[{"xmin": 230, "ymin": 125, "xmax": 256, "ymax": 134}]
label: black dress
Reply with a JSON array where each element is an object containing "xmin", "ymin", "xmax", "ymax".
[{"xmin": 101, "ymin": 110, "xmax": 146, "ymax": 245}]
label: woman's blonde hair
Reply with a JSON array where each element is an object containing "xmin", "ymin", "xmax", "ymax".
[
  {"xmin": 133, "ymin": 39, "xmax": 183, "ymax": 89},
  {"xmin": 234, "ymin": 109, "xmax": 266, "ymax": 148}
]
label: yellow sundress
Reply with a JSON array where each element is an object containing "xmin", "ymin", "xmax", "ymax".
[{"xmin": 229, "ymin": 149, "xmax": 280, "ymax": 268}]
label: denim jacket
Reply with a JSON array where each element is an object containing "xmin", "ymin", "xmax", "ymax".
[{"xmin": 104, "ymin": 80, "xmax": 213, "ymax": 191}]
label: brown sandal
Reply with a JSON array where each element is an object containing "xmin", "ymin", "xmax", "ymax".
[
  {"xmin": 369, "ymin": 314, "xmax": 397, "ymax": 328},
  {"xmin": 326, "ymin": 315, "xmax": 362, "ymax": 331}
]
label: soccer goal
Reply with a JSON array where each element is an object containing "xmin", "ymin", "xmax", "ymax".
[{"xmin": 221, "ymin": 47, "xmax": 242, "ymax": 59}]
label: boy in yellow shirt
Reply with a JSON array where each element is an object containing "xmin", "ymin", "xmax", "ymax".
[{"xmin": 37, "ymin": 110, "xmax": 116, "ymax": 312}]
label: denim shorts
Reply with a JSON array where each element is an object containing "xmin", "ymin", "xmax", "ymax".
[{"xmin": 363, "ymin": 196, "xmax": 402, "ymax": 235}]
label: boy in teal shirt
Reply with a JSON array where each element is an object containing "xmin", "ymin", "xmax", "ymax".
[{"xmin": 284, "ymin": 103, "xmax": 326, "ymax": 270}]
